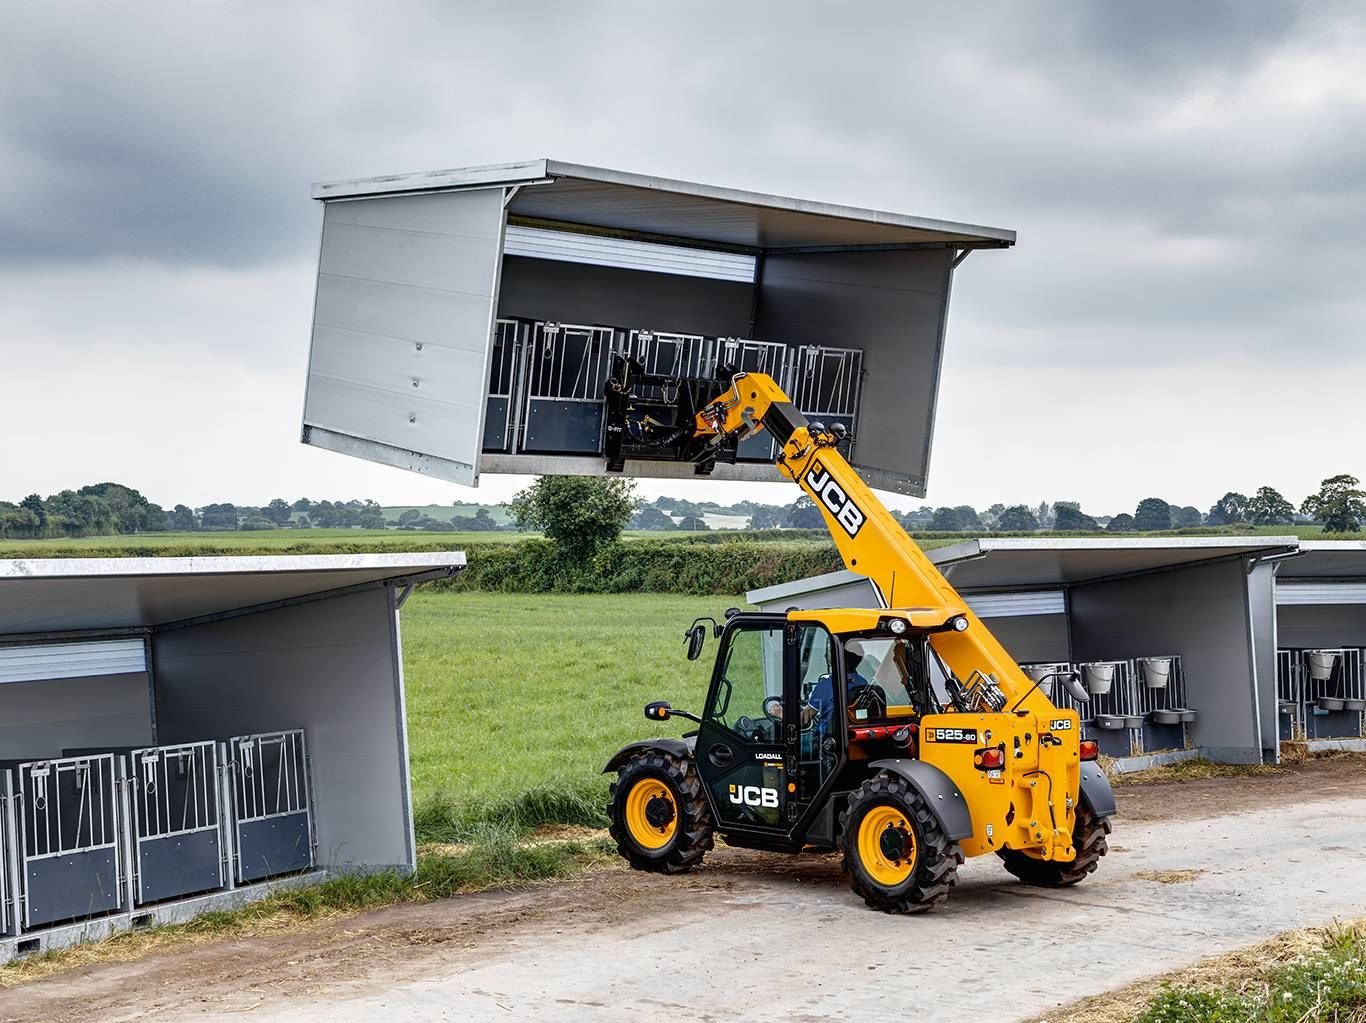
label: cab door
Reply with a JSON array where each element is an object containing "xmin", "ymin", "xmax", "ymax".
[{"xmin": 695, "ymin": 622, "xmax": 789, "ymax": 833}]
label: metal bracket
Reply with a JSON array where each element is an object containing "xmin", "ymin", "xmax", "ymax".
[{"xmin": 951, "ymin": 249, "xmax": 972, "ymax": 269}]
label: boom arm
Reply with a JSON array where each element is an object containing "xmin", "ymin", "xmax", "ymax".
[{"xmin": 694, "ymin": 372, "xmax": 1053, "ymax": 714}]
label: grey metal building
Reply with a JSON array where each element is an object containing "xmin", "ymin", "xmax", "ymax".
[
  {"xmin": 300, "ymin": 159, "xmax": 1014, "ymax": 496},
  {"xmin": 748, "ymin": 537, "xmax": 1301, "ymax": 767},
  {"xmin": 0, "ymin": 552, "xmax": 461, "ymax": 961}
]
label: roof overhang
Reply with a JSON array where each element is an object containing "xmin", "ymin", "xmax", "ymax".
[
  {"xmin": 1274, "ymin": 540, "xmax": 1366, "ymax": 581},
  {"xmin": 929, "ymin": 537, "xmax": 1301, "ymax": 592},
  {"xmin": 311, "ymin": 159, "xmax": 1015, "ymax": 253},
  {"xmin": 0, "ymin": 553, "xmax": 466, "ymax": 637}
]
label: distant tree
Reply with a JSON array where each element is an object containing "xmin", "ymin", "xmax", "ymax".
[
  {"xmin": 981, "ymin": 503, "xmax": 1006, "ymax": 528},
  {"xmin": 1301, "ymin": 475, "xmax": 1366, "ymax": 534},
  {"xmin": 19, "ymin": 494, "xmax": 47, "ymax": 529},
  {"xmin": 356, "ymin": 501, "xmax": 387, "ymax": 529},
  {"xmin": 291, "ymin": 498, "xmax": 313, "ymax": 513},
  {"xmin": 676, "ymin": 515, "xmax": 711, "ymax": 531},
  {"xmin": 1053, "ymin": 503, "xmax": 1099, "ymax": 531},
  {"xmin": 901, "ymin": 507, "xmax": 936, "ymax": 530},
  {"xmin": 199, "ymin": 503, "xmax": 239, "ymax": 531},
  {"xmin": 296, "ymin": 513, "xmax": 312, "ymax": 529},
  {"xmin": 930, "ymin": 507, "xmax": 965, "ymax": 531},
  {"xmin": 1035, "ymin": 501, "xmax": 1054, "ymax": 529},
  {"xmin": 471, "ymin": 508, "xmax": 497, "ymax": 531},
  {"xmin": 631, "ymin": 506, "xmax": 676, "ymax": 531},
  {"xmin": 1247, "ymin": 486, "xmax": 1295, "ymax": 526},
  {"xmin": 166, "ymin": 504, "xmax": 198, "ymax": 531},
  {"xmin": 748, "ymin": 507, "xmax": 784, "ymax": 530},
  {"xmin": 953, "ymin": 505, "xmax": 982, "ymax": 530},
  {"xmin": 142, "ymin": 503, "xmax": 168, "ymax": 531},
  {"xmin": 1134, "ymin": 498, "xmax": 1172, "ymax": 532},
  {"xmin": 997, "ymin": 505, "xmax": 1039, "ymax": 531},
  {"xmin": 397, "ymin": 509, "xmax": 422, "ymax": 527},
  {"xmin": 1106, "ymin": 513, "xmax": 1138, "ymax": 533},
  {"xmin": 47, "ymin": 490, "xmax": 116, "ymax": 536},
  {"xmin": 510, "ymin": 476, "xmax": 637, "ymax": 557},
  {"xmin": 1171, "ymin": 505, "xmax": 1204, "ymax": 528},
  {"xmin": 239, "ymin": 516, "xmax": 276, "ymax": 531},
  {"xmin": 786, "ymin": 497, "xmax": 824, "ymax": 529},
  {"xmin": 1207, "ymin": 492, "xmax": 1249, "ymax": 526},
  {"xmin": 263, "ymin": 498, "xmax": 293, "ymax": 526}
]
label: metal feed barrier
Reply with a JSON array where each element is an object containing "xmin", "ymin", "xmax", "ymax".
[
  {"xmin": 130, "ymin": 741, "xmax": 223, "ymax": 905},
  {"xmin": 0, "ymin": 772, "xmax": 13, "ymax": 935},
  {"xmin": 520, "ymin": 322, "xmax": 619, "ymax": 454},
  {"xmin": 1276, "ymin": 648, "xmax": 1365, "ymax": 739},
  {"xmin": 17, "ymin": 753, "xmax": 123, "ymax": 929},
  {"xmin": 1036, "ymin": 658, "xmax": 1193, "ymax": 756},
  {"xmin": 484, "ymin": 319, "xmax": 524, "ymax": 453},
  {"xmin": 789, "ymin": 345, "xmax": 863, "ymax": 457},
  {"xmin": 230, "ymin": 730, "xmax": 314, "ymax": 883}
]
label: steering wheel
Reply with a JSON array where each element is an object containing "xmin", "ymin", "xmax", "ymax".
[
  {"xmin": 762, "ymin": 695, "xmax": 784, "ymax": 721},
  {"xmin": 734, "ymin": 715, "xmax": 762, "ymax": 742}
]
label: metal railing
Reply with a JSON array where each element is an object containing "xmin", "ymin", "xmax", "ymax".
[
  {"xmin": 790, "ymin": 345, "xmax": 863, "ymax": 454},
  {"xmin": 130, "ymin": 741, "xmax": 224, "ymax": 905},
  {"xmin": 229, "ymin": 730, "xmax": 314, "ymax": 883},
  {"xmin": 20, "ymin": 754, "xmax": 118, "ymax": 861},
  {"xmin": 1276, "ymin": 648, "xmax": 1365, "ymax": 738}
]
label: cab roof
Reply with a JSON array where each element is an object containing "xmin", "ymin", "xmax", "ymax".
[{"xmin": 787, "ymin": 607, "xmax": 967, "ymax": 634}]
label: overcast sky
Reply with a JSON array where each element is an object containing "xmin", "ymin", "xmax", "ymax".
[{"xmin": 3, "ymin": 1, "xmax": 1364, "ymax": 517}]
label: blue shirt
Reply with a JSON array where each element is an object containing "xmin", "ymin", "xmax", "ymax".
[{"xmin": 807, "ymin": 670, "xmax": 869, "ymax": 740}]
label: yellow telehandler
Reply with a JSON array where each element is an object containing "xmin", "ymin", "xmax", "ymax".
[{"xmin": 601, "ymin": 358, "xmax": 1114, "ymax": 912}]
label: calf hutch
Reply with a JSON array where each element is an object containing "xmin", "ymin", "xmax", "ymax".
[
  {"xmin": 0, "ymin": 552, "xmax": 462, "ymax": 961},
  {"xmin": 748, "ymin": 537, "xmax": 1300, "ymax": 769},
  {"xmin": 300, "ymin": 159, "xmax": 1014, "ymax": 496},
  {"xmin": 1273, "ymin": 541, "xmax": 1366, "ymax": 750}
]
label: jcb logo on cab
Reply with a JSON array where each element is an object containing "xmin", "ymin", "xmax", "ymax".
[{"xmin": 729, "ymin": 785, "xmax": 779, "ymax": 808}]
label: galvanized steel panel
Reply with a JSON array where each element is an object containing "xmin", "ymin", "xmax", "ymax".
[
  {"xmin": 964, "ymin": 591, "xmax": 1066, "ymax": 618},
  {"xmin": 505, "ymin": 226, "xmax": 755, "ymax": 282},
  {"xmin": 0, "ymin": 639, "xmax": 146, "ymax": 684},
  {"xmin": 303, "ymin": 188, "xmax": 507, "ymax": 486},
  {"xmin": 1276, "ymin": 582, "xmax": 1366, "ymax": 605}
]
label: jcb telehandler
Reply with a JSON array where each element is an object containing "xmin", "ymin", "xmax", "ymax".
[{"xmin": 601, "ymin": 359, "xmax": 1116, "ymax": 913}]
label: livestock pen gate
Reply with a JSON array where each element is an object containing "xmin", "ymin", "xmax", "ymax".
[{"xmin": 0, "ymin": 552, "xmax": 463, "ymax": 962}]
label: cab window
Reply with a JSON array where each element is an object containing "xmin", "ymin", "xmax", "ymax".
[
  {"xmin": 708, "ymin": 625, "xmax": 783, "ymax": 742},
  {"xmin": 844, "ymin": 637, "xmax": 932, "ymax": 720}
]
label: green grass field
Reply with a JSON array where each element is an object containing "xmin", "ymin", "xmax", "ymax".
[{"xmin": 401, "ymin": 590, "xmax": 725, "ymax": 838}]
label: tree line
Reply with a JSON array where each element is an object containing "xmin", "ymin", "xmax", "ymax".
[
  {"xmin": 0, "ymin": 486, "xmax": 511, "ymax": 539},
  {"xmin": 632, "ymin": 477, "xmax": 1366, "ymax": 535}
]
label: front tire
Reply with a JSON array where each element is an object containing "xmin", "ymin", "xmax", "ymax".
[
  {"xmin": 840, "ymin": 773, "xmax": 962, "ymax": 913},
  {"xmin": 608, "ymin": 750, "xmax": 714, "ymax": 874},
  {"xmin": 998, "ymin": 806, "xmax": 1111, "ymax": 887}
]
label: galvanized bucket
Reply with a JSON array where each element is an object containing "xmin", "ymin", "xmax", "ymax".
[
  {"xmin": 1082, "ymin": 662, "xmax": 1115, "ymax": 696},
  {"xmin": 1137, "ymin": 656, "xmax": 1171, "ymax": 689},
  {"xmin": 1307, "ymin": 650, "xmax": 1339, "ymax": 682},
  {"xmin": 1021, "ymin": 663, "xmax": 1055, "ymax": 698}
]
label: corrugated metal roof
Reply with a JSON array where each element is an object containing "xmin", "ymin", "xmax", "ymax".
[
  {"xmin": 0, "ymin": 553, "xmax": 465, "ymax": 636},
  {"xmin": 930, "ymin": 537, "xmax": 1300, "ymax": 590},
  {"xmin": 311, "ymin": 159, "xmax": 1016, "ymax": 251}
]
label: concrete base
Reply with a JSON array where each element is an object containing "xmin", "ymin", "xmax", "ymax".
[
  {"xmin": 1305, "ymin": 737, "xmax": 1366, "ymax": 754},
  {"xmin": 0, "ymin": 870, "xmax": 326, "ymax": 964},
  {"xmin": 1107, "ymin": 748, "xmax": 1201, "ymax": 774}
]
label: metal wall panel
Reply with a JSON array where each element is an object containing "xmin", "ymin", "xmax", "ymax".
[
  {"xmin": 755, "ymin": 248, "xmax": 955, "ymax": 497},
  {"xmin": 151, "ymin": 588, "xmax": 413, "ymax": 872},
  {"xmin": 1069, "ymin": 558, "xmax": 1264, "ymax": 762},
  {"xmin": 497, "ymin": 256, "xmax": 753, "ymax": 338},
  {"xmin": 0, "ymin": 673, "xmax": 153, "ymax": 762},
  {"xmin": 303, "ymin": 188, "xmax": 508, "ymax": 487},
  {"xmin": 0, "ymin": 639, "xmax": 146, "ymax": 685},
  {"xmin": 1276, "ymin": 602, "xmax": 1366, "ymax": 647}
]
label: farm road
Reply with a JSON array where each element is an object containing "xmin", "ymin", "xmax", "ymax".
[{"xmin": 6, "ymin": 765, "xmax": 1366, "ymax": 1023}]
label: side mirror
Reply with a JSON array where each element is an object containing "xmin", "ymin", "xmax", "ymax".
[
  {"xmin": 1059, "ymin": 671, "xmax": 1090, "ymax": 704},
  {"xmin": 685, "ymin": 623, "xmax": 707, "ymax": 661},
  {"xmin": 645, "ymin": 700, "xmax": 672, "ymax": 721}
]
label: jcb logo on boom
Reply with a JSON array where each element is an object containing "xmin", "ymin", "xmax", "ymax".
[
  {"xmin": 804, "ymin": 462, "xmax": 865, "ymax": 538},
  {"xmin": 728, "ymin": 784, "xmax": 779, "ymax": 808}
]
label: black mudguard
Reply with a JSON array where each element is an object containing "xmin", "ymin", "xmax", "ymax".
[
  {"xmin": 1078, "ymin": 761, "xmax": 1117, "ymax": 818},
  {"xmin": 602, "ymin": 737, "xmax": 696, "ymax": 774},
  {"xmin": 868, "ymin": 758, "xmax": 974, "ymax": 841}
]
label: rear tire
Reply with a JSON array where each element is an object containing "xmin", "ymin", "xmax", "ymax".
[
  {"xmin": 998, "ymin": 806, "xmax": 1111, "ymax": 887},
  {"xmin": 840, "ymin": 773, "xmax": 962, "ymax": 914},
  {"xmin": 608, "ymin": 750, "xmax": 714, "ymax": 874}
]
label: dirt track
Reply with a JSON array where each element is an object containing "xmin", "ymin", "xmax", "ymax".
[{"xmin": 2, "ymin": 757, "xmax": 1364, "ymax": 1023}]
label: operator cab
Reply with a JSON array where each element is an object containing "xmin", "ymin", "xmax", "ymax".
[{"xmin": 687, "ymin": 606, "xmax": 967, "ymax": 845}]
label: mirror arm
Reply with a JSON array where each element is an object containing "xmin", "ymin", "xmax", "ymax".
[
  {"xmin": 669, "ymin": 709, "xmax": 703, "ymax": 724},
  {"xmin": 1008, "ymin": 671, "xmax": 1077, "ymax": 714}
]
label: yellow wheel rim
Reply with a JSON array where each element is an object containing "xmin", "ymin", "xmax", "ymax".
[
  {"xmin": 624, "ymin": 779, "xmax": 677, "ymax": 850},
  {"xmin": 857, "ymin": 805, "xmax": 917, "ymax": 886}
]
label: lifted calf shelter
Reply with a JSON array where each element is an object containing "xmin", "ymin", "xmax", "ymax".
[{"xmin": 0, "ymin": 552, "xmax": 462, "ymax": 962}]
